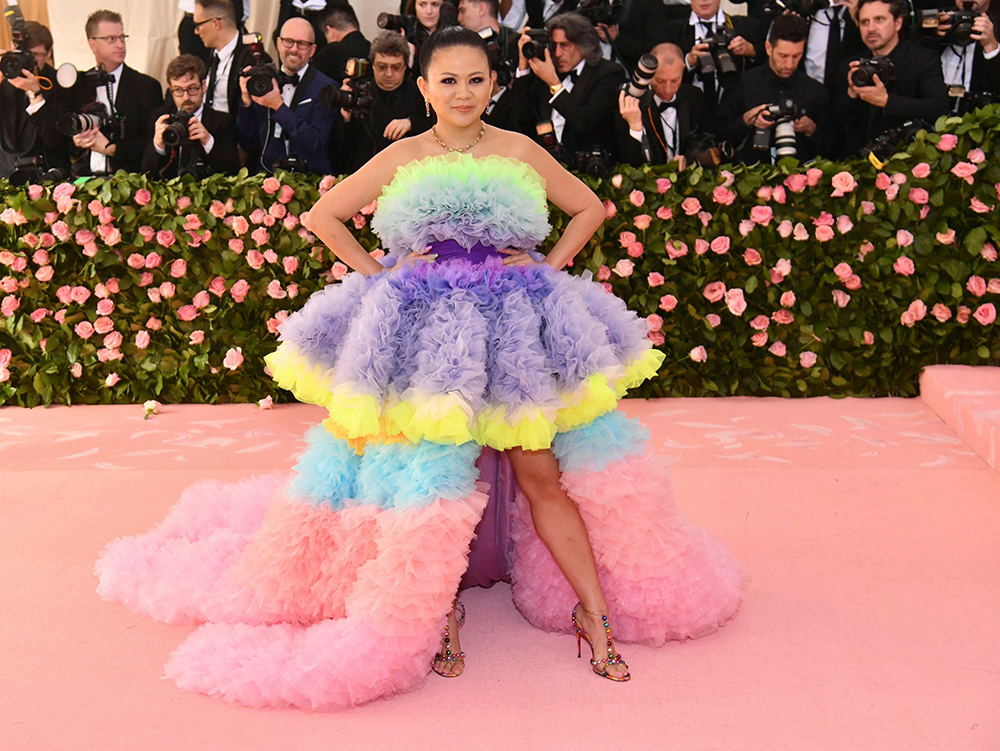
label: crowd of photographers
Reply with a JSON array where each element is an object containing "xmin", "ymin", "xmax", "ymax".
[{"xmin": 1, "ymin": 0, "xmax": 997, "ymax": 185}]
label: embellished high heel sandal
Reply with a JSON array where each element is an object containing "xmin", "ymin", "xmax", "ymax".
[
  {"xmin": 572, "ymin": 603, "xmax": 631, "ymax": 682},
  {"xmin": 431, "ymin": 601, "xmax": 466, "ymax": 678}
]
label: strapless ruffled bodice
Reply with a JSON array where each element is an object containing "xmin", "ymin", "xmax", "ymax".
[{"xmin": 371, "ymin": 153, "xmax": 552, "ymax": 257}]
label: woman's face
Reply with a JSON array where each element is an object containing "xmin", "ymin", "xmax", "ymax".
[
  {"xmin": 416, "ymin": 0, "xmax": 443, "ymax": 29},
  {"xmin": 419, "ymin": 45, "xmax": 494, "ymax": 129}
]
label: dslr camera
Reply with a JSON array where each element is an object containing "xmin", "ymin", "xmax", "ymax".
[
  {"xmin": 376, "ymin": 12, "xmax": 419, "ymax": 39},
  {"xmin": 851, "ymin": 55, "xmax": 895, "ymax": 87},
  {"xmin": 323, "ymin": 76, "xmax": 375, "ymax": 119},
  {"xmin": 522, "ymin": 29, "xmax": 552, "ymax": 61},
  {"xmin": 574, "ymin": 146, "xmax": 612, "ymax": 179},
  {"xmin": 622, "ymin": 54, "xmax": 658, "ymax": 99},
  {"xmin": 920, "ymin": 3, "xmax": 979, "ymax": 45},
  {"xmin": 697, "ymin": 30, "xmax": 738, "ymax": 76},
  {"xmin": 56, "ymin": 102, "xmax": 123, "ymax": 141},
  {"xmin": 1, "ymin": 4, "xmax": 36, "ymax": 80},
  {"xmin": 752, "ymin": 98, "xmax": 805, "ymax": 160},
  {"xmin": 479, "ymin": 27, "xmax": 518, "ymax": 87},
  {"xmin": 686, "ymin": 133, "xmax": 735, "ymax": 168},
  {"xmin": 763, "ymin": 0, "xmax": 829, "ymax": 17},
  {"xmin": 240, "ymin": 32, "xmax": 292, "ymax": 98},
  {"xmin": 860, "ymin": 119, "xmax": 928, "ymax": 161},
  {"xmin": 272, "ymin": 154, "xmax": 305, "ymax": 173},
  {"xmin": 577, "ymin": 0, "xmax": 625, "ymax": 26},
  {"xmin": 162, "ymin": 110, "xmax": 195, "ymax": 148}
]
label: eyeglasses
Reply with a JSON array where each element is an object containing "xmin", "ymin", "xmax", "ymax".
[
  {"xmin": 374, "ymin": 63, "xmax": 406, "ymax": 74},
  {"xmin": 90, "ymin": 34, "xmax": 129, "ymax": 44},
  {"xmin": 277, "ymin": 37, "xmax": 315, "ymax": 51},
  {"xmin": 169, "ymin": 84, "xmax": 203, "ymax": 97},
  {"xmin": 192, "ymin": 17, "xmax": 221, "ymax": 30}
]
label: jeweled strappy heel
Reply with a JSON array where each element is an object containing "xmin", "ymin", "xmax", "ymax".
[
  {"xmin": 431, "ymin": 601, "xmax": 466, "ymax": 678},
  {"xmin": 572, "ymin": 602, "xmax": 631, "ymax": 682}
]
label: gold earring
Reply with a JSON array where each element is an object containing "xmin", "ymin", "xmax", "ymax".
[{"xmin": 425, "ymin": 100, "xmax": 430, "ymax": 117}]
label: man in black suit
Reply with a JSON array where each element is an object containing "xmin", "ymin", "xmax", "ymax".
[
  {"xmin": 932, "ymin": 0, "xmax": 1000, "ymax": 113},
  {"xmin": 193, "ymin": 0, "xmax": 265, "ymax": 116},
  {"xmin": 804, "ymin": 0, "xmax": 865, "ymax": 97},
  {"xmin": 665, "ymin": 0, "xmax": 765, "ymax": 128},
  {"xmin": 616, "ymin": 42, "xmax": 703, "ymax": 166},
  {"xmin": 313, "ymin": 2, "xmax": 371, "ymax": 82},
  {"xmin": 838, "ymin": 0, "xmax": 950, "ymax": 156},
  {"xmin": 143, "ymin": 55, "xmax": 239, "ymax": 179},
  {"xmin": 237, "ymin": 18, "xmax": 338, "ymax": 174},
  {"xmin": 44, "ymin": 10, "xmax": 163, "ymax": 175},
  {"xmin": 0, "ymin": 21, "xmax": 70, "ymax": 180},
  {"xmin": 594, "ymin": 0, "xmax": 673, "ymax": 74},
  {"xmin": 715, "ymin": 14, "xmax": 831, "ymax": 163},
  {"xmin": 512, "ymin": 12, "xmax": 626, "ymax": 162}
]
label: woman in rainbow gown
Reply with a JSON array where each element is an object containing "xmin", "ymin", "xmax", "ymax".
[{"xmin": 96, "ymin": 26, "xmax": 744, "ymax": 710}]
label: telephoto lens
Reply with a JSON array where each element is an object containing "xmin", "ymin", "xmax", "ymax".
[
  {"xmin": 56, "ymin": 111, "xmax": 105, "ymax": 135},
  {"xmin": 625, "ymin": 54, "xmax": 658, "ymax": 99}
]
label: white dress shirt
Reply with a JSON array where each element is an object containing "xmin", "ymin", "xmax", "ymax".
[
  {"xmin": 272, "ymin": 64, "xmax": 307, "ymax": 139},
  {"xmin": 685, "ymin": 8, "xmax": 728, "ymax": 88},
  {"xmin": 500, "ymin": 0, "xmax": 526, "ymax": 30},
  {"xmin": 629, "ymin": 94, "xmax": 680, "ymax": 159},
  {"xmin": 154, "ymin": 104, "xmax": 215, "ymax": 156},
  {"xmin": 941, "ymin": 43, "xmax": 1000, "ymax": 101},
  {"xmin": 805, "ymin": 4, "xmax": 847, "ymax": 84},
  {"xmin": 177, "ymin": 0, "xmax": 195, "ymax": 13},
  {"xmin": 91, "ymin": 63, "xmax": 123, "ymax": 175},
  {"xmin": 542, "ymin": 0, "xmax": 562, "ymax": 21},
  {"xmin": 549, "ymin": 59, "xmax": 585, "ymax": 143},
  {"xmin": 209, "ymin": 31, "xmax": 239, "ymax": 114}
]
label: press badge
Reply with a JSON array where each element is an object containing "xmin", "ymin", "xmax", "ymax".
[{"xmin": 273, "ymin": 123, "xmax": 283, "ymax": 138}]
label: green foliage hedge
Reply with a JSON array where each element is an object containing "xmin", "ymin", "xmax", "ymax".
[{"xmin": 2, "ymin": 110, "xmax": 999, "ymax": 407}]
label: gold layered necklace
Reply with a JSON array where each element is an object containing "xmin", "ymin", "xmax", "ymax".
[{"xmin": 431, "ymin": 124, "xmax": 486, "ymax": 153}]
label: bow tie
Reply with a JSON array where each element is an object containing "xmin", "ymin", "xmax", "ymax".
[
  {"xmin": 283, "ymin": 72, "xmax": 301, "ymax": 86},
  {"xmin": 657, "ymin": 99, "xmax": 677, "ymax": 113},
  {"xmin": 564, "ymin": 69, "xmax": 579, "ymax": 83}
]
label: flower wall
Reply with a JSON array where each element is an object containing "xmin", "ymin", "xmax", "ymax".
[{"xmin": 1, "ymin": 110, "xmax": 999, "ymax": 407}]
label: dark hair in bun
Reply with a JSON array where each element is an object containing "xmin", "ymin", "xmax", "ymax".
[{"xmin": 418, "ymin": 25, "xmax": 492, "ymax": 76}]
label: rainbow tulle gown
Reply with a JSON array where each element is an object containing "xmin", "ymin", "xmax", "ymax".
[{"xmin": 96, "ymin": 154, "xmax": 744, "ymax": 710}]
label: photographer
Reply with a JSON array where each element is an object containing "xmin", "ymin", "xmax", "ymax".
[
  {"xmin": 715, "ymin": 14, "xmax": 831, "ymax": 162},
  {"xmin": 593, "ymin": 0, "xmax": 673, "ymax": 75},
  {"xmin": 41, "ymin": 10, "xmax": 163, "ymax": 176},
  {"xmin": 143, "ymin": 55, "xmax": 239, "ymax": 179},
  {"xmin": 194, "ymin": 0, "xmax": 264, "ymax": 116},
  {"xmin": 665, "ymin": 0, "xmax": 765, "ymax": 126},
  {"xmin": 512, "ymin": 12, "xmax": 626, "ymax": 163},
  {"xmin": 236, "ymin": 18, "xmax": 337, "ymax": 174},
  {"xmin": 838, "ymin": 0, "xmax": 949, "ymax": 156},
  {"xmin": 0, "ymin": 20, "xmax": 69, "ymax": 181},
  {"xmin": 332, "ymin": 31, "xmax": 430, "ymax": 173},
  {"xmin": 805, "ymin": 0, "xmax": 866, "ymax": 97},
  {"xmin": 313, "ymin": 3, "xmax": 370, "ymax": 82},
  {"xmin": 932, "ymin": 0, "xmax": 1000, "ymax": 112},
  {"xmin": 458, "ymin": 0, "xmax": 521, "ymax": 129},
  {"xmin": 616, "ymin": 43, "xmax": 704, "ymax": 165}
]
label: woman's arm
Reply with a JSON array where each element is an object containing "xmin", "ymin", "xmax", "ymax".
[
  {"xmin": 513, "ymin": 134, "xmax": 606, "ymax": 271},
  {"xmin": 302, "ymin": 142, "xmax": 413, "ymax": 275}
]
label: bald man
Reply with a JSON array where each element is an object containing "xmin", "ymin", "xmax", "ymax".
[
  {"xmin": 236, "ymin": 17, "xmax": 338, "ymax": 173},
  {"xmin": 616, "ymin": 43, "xmax": 704, "ymax": 166}
]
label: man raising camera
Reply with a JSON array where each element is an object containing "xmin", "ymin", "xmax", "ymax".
[
  {"xmin": 332, "ymin": 31, "xmax": 430, "ymax": 173},
  {"xmin": 616, "ymin": 43, "xmax": 703, "ymax": 166},
  {"xmin": 313, "ymin": 2, "xmax": 371, "ymax": 82},
  {"xmin": 143, "ymin": 54, "xmax": 239, "ymax": 179},
  {"xmin": 193, "ymin": 0, "xmax": 264, "ymax": 116},
  {"xmin": 0, "ymin": 20, "xmax": 69, "ymax": 181},
  {"xmin": 236, "ymin": 17, "xmax": 336, "ymax": 174},
  {"xmin": 511, "ymin": 12, "xmax": 625, "ymax": 163},
  {"xmin": 715, "ymin": 14, "xmax": 830, "ymax": 163},
  {"xmin": 933, "ymin": 0, "xmax": 1000, "ymax": 112},
  {"xmin": 838, "ymin": 0, "xmax": 949, "ymax": 156},
  {"xmin": 458, "ymin": 0, "xmax": 520, "ymax": 129}
]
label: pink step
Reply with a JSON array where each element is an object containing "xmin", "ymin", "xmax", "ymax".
[{"xmin": 920, "ymin": 365, "xmax": 1000, "ymax": 471}]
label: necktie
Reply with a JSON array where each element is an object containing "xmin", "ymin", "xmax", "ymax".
[
  {"xmin": 824, "ymin": 7, "xmax": 842, "ymax": 87},
  {"xmin": 206, "ymin": 52, "xmax": 220, "ymax": 108}
]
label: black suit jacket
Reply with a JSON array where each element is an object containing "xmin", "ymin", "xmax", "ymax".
[
  {"xmin": 141, "ymin": 104, "xmax": 240, "ymax": 179},
  {"xmin": 511, "ymin": 59, "xmax": 627, "ymax": 160},
  {"xmin": 614, "ymin": 0, "xmax": 673, "ymax": 74},
  {"xmin": 924, "ymin": 8, "xmax": 1000, "ymax": 113},
  {"xmin": 313, "ymin": 30, "xmax": 371, "ymax": 82},
  {"xmin": 837, "ymin": 40, "xmax": 950, "ymax": 157},
  {"xmin": 615, "ymin": 85, "xmax": 702, "ymax": 166},
  {"xmin": 0, "ymin": 64, "xmax": 70, "ymax": 175},
  {"xmin": 525, "ymin": 0, "xmax": 579, "ymax": 28}
]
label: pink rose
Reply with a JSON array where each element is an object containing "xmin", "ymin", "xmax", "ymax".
[
  {"xmin": 858, "ymin": 201, "xmax": 874, "ymax": 216},
  {"xmin": 710, "ymin": 236, "xmax": 731, "ymax": 254},
  {"xmin": 800, "ymin": 351, "xmax": 818, "ymax": 368},
  {"xmin": 137, "ymin": 272, "xmax": 153, "ymax": 288},
  {"xmin": 319, "ymin": 175, "xmax": 336, "ymax": 194},
  {"xmin": 103, "ymin": 227, "xmax": 121, "ymax": 246},
  {"xmin": 938, "ymin": 134, "xmax": 958, "ymax": 151},
  {"xmin": 908, "ymin": 300, "xmax": 927, "ymax": 322},
  {"xmin": 183, "ymin": 329, "xmax": 204, "ymax": 346},
  {"xmin": 603, "ymin": 200, "xmax": 616, "ymax": 219},
  {"xmin": 155, "ymin": 230, "xmax": 175, "ymax": 248},
  {"xmin": 896, "ymin": 229, "xmax": 915, "ymax": 248},
  {"xmin": 55, "ymin": 285, "xmax": 73, "ymax": 305},
  {"xmin": 706, "ymin": 313, "xmax": 721, "ymax": 328},
  {"xmin": 875, "ymin": 172, "xmax": 893, "ymax": 191},
  {"xmin": 231, "ymin": 216, "xmax": 250, "ymax": 236},
  {"xmin": 646, "ymin": 313, "xmax": 664, "ymax": 332},
  {"xmin": 648, "ymin": 331, "xmax": 665, "ymax": 345},
  {"xmin": 51, "ymin": 221, "xmax": 70, "ymax": 241},
  {"xmin": 778, "ymin": 219, "xmax": 793, "ymax": 238},
  {"xmin": 332, "ymin": 262, "xmax": 348, "ymax": 279},
  {"xmin": 230, "ymin": 279, "xmax": 250, "ymax": 302},
  {"xmin": 830, "ymin": 171, "xmax": 857, "ymax": 196},
  {"xmin": 772, "ymin": 309, "xmax": 795, "ymax": 325},
  {"xmin": 0, "ymin": 294, "xmax": 18, "ymax": 316},
  {"xmin": 970, "ymin": 197, "xmax": 992, "ymax": 214},
  {"xmin": 138, "ymin": 225, "xmax": 155, "ymax": 242},
  {"xmin": 931, "ymin": 303, "xmax": 952, "ymax": 322},
  {"xmin": 845, "ymin": 274, "xmax": 862, "ymax": 290},
  {"xmin": 779, "ymin": 291, "xmax": 796, "ymax": 308},
  {"xmin": 695, "ymin": 238, "xmax": 710, "ymax": 255},
  {"xmin": 647, "ymin": 272, "xmax": 665, "ymax": 287},
  {"xmin": 666, "ymin": 240, "xmax": 688, "ymax": 259},
  {"xmin": 73, "ymin": 229, "xmax": 95, "ymax": 246},
  {"xmin": 750, "ymin": 314, "xmax": 770, "ymax": 331},
  {"xmin": 912, "ymin": 162, "xmax": 931, "ymax": 179},
  {"xmin": 125, "ymin": 253, "xmax": 145, "ymax": 270},
  {"xmin": 832, "ymin": 290, "xmax": 851, "ymax": 308},
  {"xmin": 223, "ymin": 346, "xmax": 244, "ymax": 370},
  {"xmin": 134, "ymin": 188, "xmax": 152, "ymax": 206},
  {"xmin": 656, "ymin": 206, "xmax": 673, "ymax": 221},
  {"xmin": 892, "ymin": 172, "xmax": 907, "ymax": 185},
  {"xmin": 26, "ymin": 184, "xmax": 44, "ymax": 201},
  {"xmin": 94, "ymin": 316, "xmax": 114, "ymax": 335},
  {"xmin": 147, "ymin": 288, "xmax": 162, "ymax": 304},
  {"xmin": 96, "ymin": 299, "xmax": 114, "ymax": 316},
  {"xmin": 989, "ymin": 279, "xmax": 1000, "ymax": 294},
  {"xmin": 973, "ymin": 303, "xmax": 997, "ymax": 325},
  {"xmin": 908, "ymin": 188, "xmax": 929, "ymax": 205},
  {"xmin": 757, "ymin": 186, "xmax": 773, "ymax": 201},
  {"xmin": 834, "ymin": 215, "xmax": 853, "ymax": 235},
  {"xmin": 656, "ymin": 178, "xmax": 671, "ymax": 193},
  {"xmin": 252, "ymin": 226, "xmax": 269, "ymax": 246},
  {"xmin": 98, "ymin": 207, "xmax": 114, "ymax": 225},
  {"xmin": 74, "ymin": 320, "xmax": 95, "ymax": 339},
  {"xmin": 751, "ymin": 331, "xmax": 768, "ymax": 347},
  {"xmin": 689, "ymin": 345, "xmax": 708, "ymax": 362},
  {"xmin": 659, "ymin": 294, "xmax": 678, "ymax": 312},
  {"xmin": 156, "ymin": 281, "xmax": 175, "ymax": 299},
  {"xmin": 712, "ymin": 185, "xmax": 736, "ymax": 205},
  {"xmin": 21, "ymin": 232, "xmax": 39, "ymax": 249},
  {"xmin": 806, "ymin": 168, "xmax": 823, "ymax": 187},
  {"xmin": 725, "ymin": 288, "xmax": 747, "ymax": 316},
  {"xmin": 29, "ymin": 308, "xmax": 49, "ymax": 323},
  {"xmin": 133, "ymin": 330, "xmax": 150, "ymax": 349},
  {"xmin": 629, "ymin": 190, "xmax": 645, "ymax": 207},
  {"xmin": 278, "ymin": 184, "xmax": 295, "ymax": 204},
  {"xmin": 226, "ymin": 238, "xmax": 244, "ymax": 255},
  {"xmin": 103, "ymin": 331, "xmax": 123, "ymax": 350},
  {"xmin": 951, "ymin": 161, "xmax": 978, "ymax": 184},
  {"xmin": 262, "ymin": 249, "xmax": 277, "ymax": 264},
  {"xmin": 188, "ymin": 290, "xmax": 208, "ymax": 309},
  {"xmin": 784, "ymin": 174, "xmax": 807, "ymax": 193},
  {"xmin": 703, "ymin": 281, "xmax": 726, "ymax": 302},
  {"xmin": 0, "ymin": 348, "xmax": 10, "ymax": 368},
  {"xmin": 957, "ymin": 306, "xmax": 971, "ymax": 324},
  {"xmin": 738, "ymin": 219, "xmax": 754, "ymax": 237},
  {"xmin": 967, "ymin": 147, "xmax": 986, "ymax": 164},
  {"xmin": 266, "ymin": 280, "xmax": 287, "ymax": 299},
  {"xmin": 612, "ymin": 259, "xmax": 634, "ymax": 277},
  {"xmin": 834, "ymin": 262, "xmax": 853, "ymax": 280},
  {"xmin": 268, "ymin": 203, "xmax": 287, "ymax": 220},
  {"xmin": 619, "ymin": 230, "xmax": 637, "ymax": 247},
  {"xmin": 816, "ymin": 226, "xmax": 835, "ymax": 242},
  {"xmin": 144, "ymin": 252, "xmax": 162, "ymax": 268},
  {"xmin": 681, "ymin": 197, "xmax": 702, "ymax": 215},
  {"xmin": 71, "ymin": 286, "xmax": 91, "ymax": 305},
  {"xmin": 793, "ymin": 223, "xmax": 809, "ymax": 241},
  {"xmin": 775, "ymin": 258, "xmax": 792, "ymax": 277},
  {"xmin": 967, "ymin": 275, "xmax": 987, "ymax": 297},
  {"xmin": 104, "ymin": 373, "xmax": 120, "ymax": 388},
  {"xmin": 894, "ymin": 256, "xmax": 915, "ymax": 276},
  {"xmin": 633, "ymin": 214, "xmax": 652, "ymax": 230},
  {"xmin": 207, "ymin": 199, "xmax": 227, "ymax": 219},
  {"xmin": 772, "ymin": 186, "xmax": 787, "ymax": 204},
  {"xmin": 34, "ymin": 265, "xmax": 54, "ymax": 283},
  {"xmin": 859, "ymin": 241, "xmax": 875, "ymax": 260},
  {"xmin": 2, "ymin": 276, "xmax": 17, "ymax": 293},
  {"xmin": 177, "ymin": 305, "xmax": 199, "ymax": 322},
  {"xmin": 750, "ymin": 205, "xmax": 773, "ymax": 225},
  {"xmin": 900, "ymin": 309, "xmax": 918, "ymax": 327},
  {"xmin": 626, "ymin": 241, "xmax": 646, "ymax": 259},
  {"xmin": 596, "ymin": 265, "xmax": 611, "ymax": 281},
  {"xmin": 611, "ymin": 174, "xmax": 623, "ymax": 189},
  {"xmin": 744, "ymin": 248, "xmax": 762, "ymax": 265},
  {"xmin": 698, "ymin": 211, "xmax": 713, "ymax": 228},
  {"xmin": 208, "ymin": 276, "xmax": 226, "ymax": 297},
  {"xmin": 262, "ymin": 177, "xmax": 281, "ymax": 195},
  {"xmin": 183, "ymin": 213, "xmax": 202, "ymax": 231},
  {"xmin": 247, "ymin": 250, "xmax": 265, "ymax": 270},
  {"xmin": 167, "ymin": 259, "xmax": 187, "ymax": 279},
  {"xmin": 769, "ymin": 341, "xmax": 787, "ymax": 357}
]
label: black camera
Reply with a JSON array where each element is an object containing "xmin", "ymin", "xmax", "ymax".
[
  {"xmin": 851, "ymin": 55, "xmax": 895, "ymax": 87},
  {"xmin": 763, "ymin": 0, "xmax": 829, "ymax": 17},
  {"xmin": 860, "ymin": 119, "xmax": 928, "ymax": 161},
  {"xmin": 574, "ymin": 147, "xmax": 612, "ymax": 179},
  {"xmin": 686, "ymin": 134, "xmax": 735, "ymax": 168},
  {"xmin": 324, "ymin": 78, "xmax": 375, "ymax": 117},
  {"xmin": 479, "ymin": 27, "xmax": 517, "ymax": 87},
  {"xmin": 942, "ymin": 2, "xmax": 979, "ymax": 45},
  {"xmin": 752, "ymin": 98, "xmax": 805, "ymax": 159},
  {"xmin": 522, "ymin": 29, "xmax": 552, "ymax": 61},
  {"xmin": 577, "ymin": 0, "xmax": 625, "ymax": 26},
  {"xmin": 1, "ymin": 4, "xmax": 36, "ymax": 80},
  {"xmin": 377, "ymin": 12, "xmax": 419, "ymax": 39},
  {"xmin": 162, "ymin": 110, "xmax": 195, "ymax": 148},
  {"xmin": 8, "ymin": 155, "xmax": 69, "ymax": 186},
  {"xmin": 623, "ymin": 54, "xmax": 658, "ymax": 99},
  {"xmin": 272, "ymin": 154, "xmax": 305, "ymax": 173},
  {"xmin": 239, "ymin": 31, "xmax": 290, "ymax": 98},
  {"xmin": 56, "ymin": 102, "xmax": 118, "ymax": 136},
  {"xmin": 697, "ymin": 30, "xmax": 738, "ymax": 77}
]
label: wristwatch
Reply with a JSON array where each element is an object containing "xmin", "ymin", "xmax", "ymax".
[{"xmin": 549, "ymin": 82, "xmax": 563, "ymax": 96}]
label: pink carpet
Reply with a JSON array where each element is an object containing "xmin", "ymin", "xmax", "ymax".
[{"xmin": 2, "ymin": 370, "xmax": 999, "ymax": 750}]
